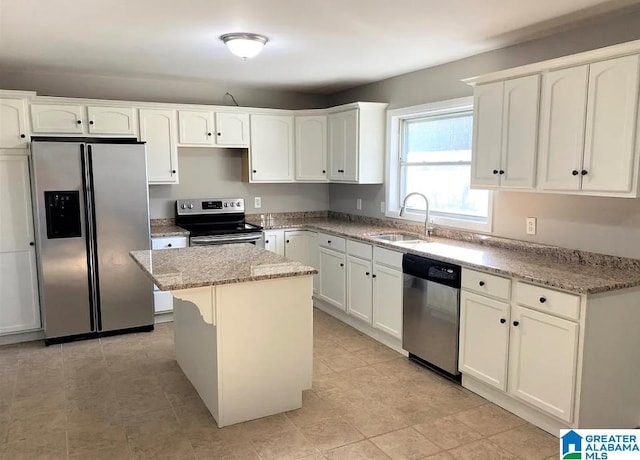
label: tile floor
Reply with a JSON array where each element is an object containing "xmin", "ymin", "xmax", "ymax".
[{"xmin": 0, "ymin": 308, "xmax": 560, "ymax": 459}]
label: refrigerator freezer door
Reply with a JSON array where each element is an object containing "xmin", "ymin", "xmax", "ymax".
[
  {"xmin": 31, "ymin": 142, "xmax": 94, "ymax": 338},
  {"xmin": 89, "ymin": 144, "xmax": 153, "ymax": 331}
]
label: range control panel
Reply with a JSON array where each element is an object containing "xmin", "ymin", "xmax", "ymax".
[{"xmin": 176, "ymin": 198, "xmax": 245, "ymax": 215}]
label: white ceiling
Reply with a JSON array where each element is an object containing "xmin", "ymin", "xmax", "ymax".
[{"xmin": 1, "ymin": 0, "xmax": 639, "ymax": 94}]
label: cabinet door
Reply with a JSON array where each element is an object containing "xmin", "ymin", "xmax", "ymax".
[
  {"xmin": 284, "ymin": 231, "xmax": 309, "ymax": 262},
  {"xmin": 347, "ymin": 256, "xmax": 372, "ymax": 322},
  {"xmin": 341, "ymin": 110, "xmax": 359, "ymax": 182},
  {"xmin": 295, "ymin": 115, "xmax": 328, "ymax": 181},
  {"xmin": 319, "ymin": 247, "xmax": 346, "ymax": 310},
  {"xmin": 0, "ymin": 98, "xmax": 29, "ymax": 148},
  {"xmin": 31, "ymin": 104, "xmax": 85, "ymax": 133},
  {"xmin": 538, "ymin": 66, "xmax": 588, "ymax": 191},
  {"xmin": 178, "ymin": 110, "xmax": 215, "ymax": 145},
  {"xmin": 263, "ymin": 230, "xmax": 284, "ymax": 256},
  {"xmin": 471, "ymin": 82, "xmax": 503, "ymax": 187},
  {"xmin": 139, "ymin": 108, "xmax": 178, "ymax": 184},
  {"xmin": 250, "ymin": 115, "xmax": 294, "ymax": 182},
  {"xmin": 372, "ymin": 263, "xmax": 403, "ymax": 339},
  {"xmin": 582, "ymin": 55, "xmax": 639, "ymax": 193},
  {"xmin": 0, "ymin": 155, "xmax": 40, "ymax": 334},
  {"xmin": 500, "ymin": 75, "xmax": 539, "ymax": 188},
  {"xmin": 308, "ymin": 232, "xmax": 319, "ymax": 294},
  {"xmin": 87, "ymin": 106, "xmax": 137, "ymax": 135},
  {"xmin": 215, "ymin": 112, "xmax": 250, "ymax": 146},
  {"xmin": 508, "ymin": 305, "xmax": 578, "ymax": 423},
  {"xmin": 328, "ymin": 112, "xmax": 346, "ymax": 181},
  {"xmin": 459, "ymin": 291, "xmax": 510, "ymax": 390}
]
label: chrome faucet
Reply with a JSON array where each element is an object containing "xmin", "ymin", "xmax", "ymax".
[{"xmin": 399, "ymin": 192, "xmax": 433, "ymax": 237}]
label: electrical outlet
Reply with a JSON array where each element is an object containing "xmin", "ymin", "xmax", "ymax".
[
  {"xmin": 526, "ymin": 217, "xmax": 537, "ymax": 235},
  {"xmin": 356, "ymin": 198, "xmax": 362, "ymax": 210},
  {"xmin": 254, "ymin": 197, "xmax": 262, "ymax": 209},
  {"xmin": 380, "ymin": 201, "xmax": 385, "ymax": 213}
]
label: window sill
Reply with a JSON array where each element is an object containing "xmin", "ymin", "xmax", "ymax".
[{"xmin": 385, "ymin": 209, "xmax": 492, "ymax": 233}]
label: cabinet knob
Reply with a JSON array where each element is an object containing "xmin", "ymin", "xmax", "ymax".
[
  {"xmin": 581, "ymin": 170, "xmax": 588, "ymax": 176},
  {"xmin": 89, "ymin": 120, "xmax": 94, "ymax": 125},
  {"xmin": 500, "ymin": 318, "xmax": 506, "ymax": 324},
  {"xmin": 339, "ymin": 263, "xmax": 344, "ymax": 267},
  {"xmin": 20, "ymin": 134, "xmax": 26, "ymax": 139},
  {"xmin": 167, "ymin": 243, "xmax": 172, "ymax": 248},
  {"xmin": 322, "ymin": 170, "xmax": 326, "ymax": 174},
  {"xmin": 265, "ymin": 240, "xmax": 269, "ymax": 243},
  {"xmin": 539, "ymin": 297, "xmax": 547, "ymax": 303},
  {"xmin": 286, "ymin": 240, "xmax": 290, "ymax": 243},
  {"xmin": 77, "ymin": 120, "xmax": 82, "ymax": 124},
  {"xmin": 479, "ymin": 281, "xmax": 485, "ymax": 287},
  {"xmin": 217, "ymin": 132, "xmax": 221, "ymax": 136},
  {"xmin": 499, "ymin": 170, "xmax": 505, "ymax": 175},
  {"xmin": 207, "ymin": 132, "xmax": 212, "ymax": 136},
  {"xmin": 572, "ymin": 170, "xmax": 579, "ymax": 176},
  {"xmin": 492, "ymin": 169, "xmax": 498, "ymax": 175},
  {"xmin": 365, "ymin": 272, "xmax": 370, "ymax": 276},
  {"xmin": 253, "ymin": 170, "xmax": 257, "ymax": 173},
  {"xmin": 327, "ymin": 240, "xmax": 331, "ymax": 244},
  {"xmin": 29, "ymin": 242, "xmax": 35, "ymax": 246},
  {"xmin": 372, "ymin": 274, "xmax": 377, "ymax": 278},
  {"xmin": 172, "ymin": 169, "xmax": 176, "ymax": 174},
  {"xmin": 513, "ymin": 321, "xmax": 520, "ymax": 327}
]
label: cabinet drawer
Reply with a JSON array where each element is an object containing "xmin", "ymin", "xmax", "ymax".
[
  {"xmin": 373, "ymin": 246, "xmax": 403, "ymax": 269},
  {"xmin": 514, "ymin": 282, "xmax": 580, "ymax": 321},
  {"xmin": 318, "ymin": 233, "xmax": 345, "ymax": 252},
  {"xmin": 151, "ymin": 237, "xmax": 188, "ymax": 250},
  {"xmin": 154, "ymin": 290, "xmax": 173, "ymax": 313},
  {"xmin": 347, "ymin": 240, "xmax": 372, "ymax": 260},
  {"xmin": 462, "ymin": 268, "xmax": 511, "ymax": 300}
]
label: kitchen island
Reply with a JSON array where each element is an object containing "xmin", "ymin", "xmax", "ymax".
[{"xmin": 130, "ymin": 243, "xmax": 317, "ymax": 427}]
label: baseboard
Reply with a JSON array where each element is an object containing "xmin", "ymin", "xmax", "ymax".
[
  {"xmin": 313, "ymin": 297, "xmax": 406, "ymax": 356},
  {"xmin": 462, "ymin": 375, "xmax": 566, "ymax": 437},
  {"xmin": 0, "ymin": 329, "xmax": 44, "ymax": 345},
  {"xmin": 154, "ymin": 312, "xmax": 174, "ymax": 324}
]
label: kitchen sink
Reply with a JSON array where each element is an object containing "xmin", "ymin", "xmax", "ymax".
[{"xmin": 369, "ymin": 233, "xmax": 423, "ymax": 243}]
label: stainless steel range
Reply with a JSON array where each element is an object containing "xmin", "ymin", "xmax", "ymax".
[{"xmin": 175, "ymin": 198, "xmax": 263, "ymax": 247}]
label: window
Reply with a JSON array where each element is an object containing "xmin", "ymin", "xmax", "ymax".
[{"xmin": 386, "ymin": 97, "xmax": 492, "ymax": 232}]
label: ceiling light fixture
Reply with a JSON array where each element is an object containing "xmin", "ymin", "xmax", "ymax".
[{"xmin": 220, "ymin": 33, "xmax": 268, "ymax": 60}]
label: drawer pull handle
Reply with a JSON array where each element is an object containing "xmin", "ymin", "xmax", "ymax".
[
  {"xmin": 539, "ymin": 297, "xmax": 547, "ymax": 303},
  {"xmin": 513, "ymin": 321, "xmax": 520, "ymax": 327},
  {"xmin": 478, "ymin": 281, "xmax": 485, "ymax": 287},
  {"xmin": 167, "ymin": 243, "xmax": 172, "ymax": 248},
  {"xmin": 327, "ymin": 240, "xmax": 331, "ymax": 244},
  {"xmin": 500, "ymin": 318, "xmax": 506, "ymax": 324}
]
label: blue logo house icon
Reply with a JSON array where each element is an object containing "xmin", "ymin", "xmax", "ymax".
[{"xmin": 562, "ymin": 430, "xmax": 582, "ymax": 459}]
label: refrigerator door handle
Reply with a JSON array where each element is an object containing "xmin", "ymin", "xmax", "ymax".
[{"xmin": 82, "ymin": 145, "xmax": 101, "ymax": 331}]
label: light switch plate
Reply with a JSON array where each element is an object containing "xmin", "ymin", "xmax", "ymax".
[
  {"xmin": 254, "ymin": 197, "xmax": 262, "ymax": 209},
  {"xmin": 380, "ymin": 201, "xmax": 385, "ymax": 213},
  {"xmin": 356, "ymin": 198, "xmax": 362, "ymax": 210},
  {"xmin": 526, "ymin": 217, "xmax": 537, "ymax": 235}
]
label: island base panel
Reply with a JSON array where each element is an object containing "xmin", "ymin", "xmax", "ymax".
[{"xmin": 173, "ymin": 276, "xmax": 313, "ymax": 427}]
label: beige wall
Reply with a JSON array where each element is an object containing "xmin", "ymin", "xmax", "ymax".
[
  {"xmin": 329, "ymin": 9, "xmax": 640, "ymax": 258},
  {"xmin": 0, "ymin": 69, "xmax": 328, "ymax": 109},
  {"xmin": 149, "ymin": 148, "xmax": 329, "ymax": 218}
]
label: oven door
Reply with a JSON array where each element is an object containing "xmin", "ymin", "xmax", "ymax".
[{"xmin": 190, "ymin": 233, "xmax": 264, "ymax": 248}]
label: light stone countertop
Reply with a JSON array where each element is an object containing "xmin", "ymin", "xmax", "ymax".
[
  {"xmin": 150, "ymin": 223, "xmax": 190, "ymax": 238},
  {"xmin": 130, "ymin": 244, "xmax": 317, "ymax": 291},
  {"xmin": 247, "ymin": 216, "xmax": 640, "ymax": 295}
]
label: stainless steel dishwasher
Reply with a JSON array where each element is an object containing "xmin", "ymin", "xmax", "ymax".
[{"xmin": 402, "ymin": 253, "xmax": 461, "ymax": 381}]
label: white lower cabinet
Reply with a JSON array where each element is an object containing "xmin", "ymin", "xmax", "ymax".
[
  {"xmin": 263, "ymin": 230, "xmax": 285, "ymax": 256},
  {"xmin": 507, "ymin": 305, "xmax": 578, "ymax": 423},
  {"xmin": 346, "ymin": 255, "xmax": 373, "ymax": 322},
  {"xmin": 284, "ymin": 230, "xmax": 319, "ymax": 293},
  {"xmin": 371, "ymin": 263, "xmax": 403, "ymax": 339},
  {"xmin": 459, "ymin": 290, "xmax": 510, "ymax": 390},
  {"xmin": 151, "ymin": 236, "xmax": 188, "ymax": 314},
  {"xmin": 318, "ymin": 247, "xmax": 346, "ymax": 310}
]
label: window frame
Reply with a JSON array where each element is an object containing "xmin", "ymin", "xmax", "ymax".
[{"xmin": 385, "ymin": 97, "xmax": 493, "ymax": 233}]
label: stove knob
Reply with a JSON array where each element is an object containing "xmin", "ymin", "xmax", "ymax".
[
  {"xmin": 181, "ymin": 204, "xmax": 187, "ymax": 209},
  {"xmin": 230, "ymin": 202, "xmax": 235, "ymax": 207},
  {"xmin": 224, "ymin": 203, "xmax": 228, "ymax": 207},
  {"xmin": 236, "ymin": 201, "xmax": 242, "ymax": 207},
  {"xmin": 188, "ymin": 203, "xmax": 194, "ymax": 209}
]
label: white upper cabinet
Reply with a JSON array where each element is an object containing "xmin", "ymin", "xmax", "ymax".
[
  {"xmin": 139, "ymin": 108, "xmax": 178, "ymax": 184},
  {"xmin": 538, "ymin": 65, "xmax": 589, "ymax": 191},
  {"xmin": 471, "ymin": 75, "xmax": 539, "ymax": 189},
  {"xmin": 31, "ymin": 103, "xmax": 85, "ymax": 133},
  {"xmin": 250, "ymin": 114, "xmax": 294, "ymax": 182},
  {"xmin": 178, "ymin": 110, "xmax": 215, "ymax": 145},
  {"xmin": 328, "ymin": 103, "xmax": 386, "ymax": 184},
  {"xmin": 0, "ymin": 98, "xmax": 29, "ymax": 149},
  {"xmin": 295, "ymin": 115, "xmax": 327, "ymax": 181},
  {"xmin": 582, "ymin": 55, "xmax": 639, "ymax": 193},
  {"xmin": 87, "ymin": 106, "xmax": 137, "ymax": 136},
  {"xmin": 215, "ymin": 112, "xmax": 250, "ymax": 147}
]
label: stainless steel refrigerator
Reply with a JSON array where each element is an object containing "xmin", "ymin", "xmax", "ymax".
[{"xmin": 31, "ymin": 139, "xmax": 153, "ymax": 344}]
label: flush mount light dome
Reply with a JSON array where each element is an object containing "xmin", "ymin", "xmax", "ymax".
[{"xmin": 220, "ymin": 33, "xmax": 268, "ymax": 60}]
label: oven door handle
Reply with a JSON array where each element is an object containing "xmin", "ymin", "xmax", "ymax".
[{"xmin": 191, "ymin": 233, "xmax": 263, "ymax": 245}]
